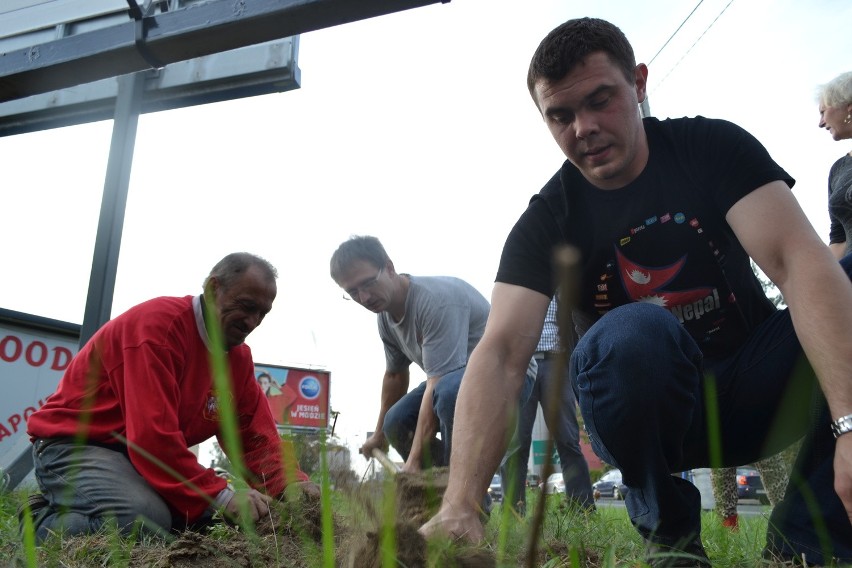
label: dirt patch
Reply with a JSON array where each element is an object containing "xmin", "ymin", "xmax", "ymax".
[
  {"xmin": 339, "ymin": 467, "xmax": 496, "ymax": 567},
  {"xmin": 39, "ymin": 472, "xmax": 501, "ymax": 567}
]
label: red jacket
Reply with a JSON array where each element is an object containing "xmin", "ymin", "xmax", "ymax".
[{"xmin": 28, "ymin": 295, "xmax": 308, "ymax": 522}]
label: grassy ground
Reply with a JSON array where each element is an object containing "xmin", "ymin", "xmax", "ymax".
[{"xmin": 1, "ymin": 482, "xmax": 835, "ymax": 568}]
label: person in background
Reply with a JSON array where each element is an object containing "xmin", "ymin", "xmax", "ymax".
[
  {"xmin": 500, "ymin": 296, "xmax": 594, "ymax": 515},
  {"xmin": 709, "ymin": 453, "xmax": 789, "ymax": 529},
  {"xmin": 23, "ymin": 252, "xmax": 316, "ymax": 542},
  {"xmin": 420, "ymin": 17, "xmax": 852, "ymax": 567},
  {"xmin": 330, "ymin": 235, "xmax": 535, "ymax": 475},
  {"xmin": 817, "ymin": 71, "xmax": 852, "ymax": 260}
]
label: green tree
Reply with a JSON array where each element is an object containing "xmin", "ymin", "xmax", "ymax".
[
  {"xmin": 208, "ymin": 442, "xmax": 233, "ymax": 473},
  {"xmin": 750, "ymin": 259, "xmax": 785, "ymax": 308}
]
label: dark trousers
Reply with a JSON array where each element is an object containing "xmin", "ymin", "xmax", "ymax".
[
  {"xmin": 500, "ymin": 356, "xmax": 594, "ymax": 511},
  {"xmin": 570, "ymin": 255, "xmax": 852, "ymax": 563}
]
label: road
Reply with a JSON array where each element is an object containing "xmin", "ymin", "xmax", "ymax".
[{"xmin": 594, "ymin": 497, "xmax": 770, "ymax": 518}]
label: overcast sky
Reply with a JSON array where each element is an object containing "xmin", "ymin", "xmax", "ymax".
[{"xmin": 2, "ymin": 0, "xmax": 851, "ymax": 470}]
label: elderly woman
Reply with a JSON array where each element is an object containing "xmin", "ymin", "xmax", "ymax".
[{"xmin": 818, "ymin": 71, "xmax": 852, "ymax": 259}]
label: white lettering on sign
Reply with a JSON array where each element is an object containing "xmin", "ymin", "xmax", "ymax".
[{"xmin": 290, "ymin": 404, "xmax": 325, "ymax": 421}]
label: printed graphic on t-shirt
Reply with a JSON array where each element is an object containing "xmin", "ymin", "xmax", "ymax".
[{"xmin": 586, "ymin": 204, "xmax": 740, "ymax": 352}]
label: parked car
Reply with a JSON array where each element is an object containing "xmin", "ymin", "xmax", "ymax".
[
  {"xmin": 540, "ymin": 473, "xmax": 565, "ymax": 495},
  {"xmin": 488, "ymin": 474, "xmax": 503, "ymax": 502},
  {"xmin": 592, "ymin": 469, "xmax": 628, "ymax": 500},
  {"xmin": 736, "ymin": 467, "xmax": 769, "ymax": 504},
  {"xmin": 526, "ymin": 473, "xmax": 542, "ymax": 489}
]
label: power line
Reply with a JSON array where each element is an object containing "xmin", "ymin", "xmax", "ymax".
[
  {"xmin": 650, "ymin": 0, "xmax": 737, "ymax": 94},
  {"xmin": 648, "ymin": 0, "xmax": 705, "ymax": 67}
]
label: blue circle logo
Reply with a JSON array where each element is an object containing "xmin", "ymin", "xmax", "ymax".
[{"xmin": 299, "ymin": 376, "xmax": 321, "ymax": 399}]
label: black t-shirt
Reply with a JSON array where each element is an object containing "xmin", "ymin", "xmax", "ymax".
[{"xmin": 497, "ymin": 116, "xmax": 794, "ymax": 361}]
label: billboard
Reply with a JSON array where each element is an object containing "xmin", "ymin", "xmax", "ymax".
[
  {"xmin": 0, "ymin": 309, "xmax": 80, "ymax": 478},
  {"xmin": 254, "ymin": 364, "xmax": 330, "ymax": 432}
]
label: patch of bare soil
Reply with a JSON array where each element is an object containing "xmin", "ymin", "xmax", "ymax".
[
  {"xmin": 119, "ymin": 469, "xmax": 489, "ymax": 567},
  {"xmin": 127, "ymin": 490, "xmax": 332, "ymax": 568},
  {"xmin": 339, "ymin": 467, "xmax": 496, "ymax": 568}
]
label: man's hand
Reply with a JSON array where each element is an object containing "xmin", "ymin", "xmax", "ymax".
[
  {"xmin": 418, "ymin": 502, "xmax": 485, "ymax": 542},
  {"xmin": 286, "ymin": 480, "xmax": 321, "ymax": 499},
  {"xmin": 359, "ymin": 432, "xmax": 388, "ymax": 459},
  {"xmin": 401, "ymin": 456, "xmax": 421, "ymax": 474},
  {"xmin": 835, "ymin": 435, "xmax": 852, "ymax": 527},
  {"xmin": 223, "ymin": 488, "xmax": 273, "ymax": 522}
]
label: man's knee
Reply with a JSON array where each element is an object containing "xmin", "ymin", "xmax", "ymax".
[
  {"xmin": 382, "ymin": 403, "xmax": 406, "ymax": 441},
  {"xmin": 580, "ymin": 304, "xmax": 684, "ymax": 357}
]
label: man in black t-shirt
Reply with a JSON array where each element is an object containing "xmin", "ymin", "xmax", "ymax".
[{"xmin": 420, "ymin": 17, "xmax": 852, "ymax": 567}]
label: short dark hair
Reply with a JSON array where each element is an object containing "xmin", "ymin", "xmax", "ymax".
[
  {"xmin": 330, "ymin": 236, "xmax": 390, "ymax": 283},
  {"xmin": 527, "ymin": 18, "xmax": 636, "ymax": 101},
  {"xmin": 204, "ymin": 252, "xmax": 277, "ymax": 291}
]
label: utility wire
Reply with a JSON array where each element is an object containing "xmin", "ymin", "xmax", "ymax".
[
  {"xmin": 648, "ymin": 0, "xmax": 705, "ymax": 67},
  {"xmin": 650, "ymin": 0, "xmax": 737, "ymax": 93}
]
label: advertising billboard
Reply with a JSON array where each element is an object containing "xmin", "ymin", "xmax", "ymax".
[
  {"xmin": 253, "ymin": 364, "xmax": 330, "ymax": 432},
  {"xmin": 0, "ymin": 309, "xmax": 80, "ymax": 483}
]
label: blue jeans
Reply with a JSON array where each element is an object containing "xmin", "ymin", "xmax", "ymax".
[
  {"xmin": 571, "ymin": 254, "xmax": 852, "ymax": 562},
  {"xmin": 384, "ymin": 365, "xmax": 536, "ymax": 468},
  {"xmin": 500, "ymin": 356, "xmax": 594, "ymax": 511},
  {"xmin": 31, "ymin": 438, "xmax": 172, "ymax": 542}
]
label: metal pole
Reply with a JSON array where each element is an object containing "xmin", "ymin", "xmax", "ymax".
[{"xmin": 79, "ymin": 71, "xmax": 145, "ymax": 347}]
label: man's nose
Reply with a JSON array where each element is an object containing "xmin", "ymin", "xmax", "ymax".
[
  {"xmin": 574, "ymin": 111, "xmax": 599, "ymax": 139},
  {"xmin": 246, "ymin": 312, "xmax": 263, "ymax": 331}
]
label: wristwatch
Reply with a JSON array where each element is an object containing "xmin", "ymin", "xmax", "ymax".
[{"xmin": 831, "ymin": 414, "xmax": 852, "ymax": 438}]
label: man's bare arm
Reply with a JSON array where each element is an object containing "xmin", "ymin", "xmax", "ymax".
[
  {"xmin": 403, "ymin": 375, "xmax": 441, "ymax": 472},
  {"xmin": 360, "ymin": 369, "xmax": 410, "ymax": 458},
  {"xmin": 830, "ymin": 242, "xmax": 847, "ymax": 261},
  {"xmin": 727, "ymin": 180, "xmax": 852, "ymax": 527},
  {"xmin": 420, "ymin": 284, "xmax": 549, "ymax": 541}
]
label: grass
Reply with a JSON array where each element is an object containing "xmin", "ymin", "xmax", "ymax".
[
  {"xmin": 4, "ymin": 313, "xmax": 844, "ymax": 566},
  {"xmin": 0, "ymin": 483, "xmax": 832, "ymax": 567}
]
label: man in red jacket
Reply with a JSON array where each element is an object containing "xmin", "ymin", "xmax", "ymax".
[{"xmin": 24, "ymin": 252, "xmax": 315, "ymax": 541}]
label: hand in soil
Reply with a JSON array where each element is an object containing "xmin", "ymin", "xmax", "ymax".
[
  {"xmin": 418, "ymin": 503, "xmax": 485, "ymax": 543},
  {"xmin": 223, "ymin": 488, "xmax": 273, "ymax": 523},
  {"xmin": 400, "ymin": 458, "xmax": 421, "ymax": 474},
  {"xmin": 289, "ymin": 480, "xmax": 321, "ymax": 498}
]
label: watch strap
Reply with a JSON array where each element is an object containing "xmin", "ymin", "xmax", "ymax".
[{"xmin": 831, "ymin": 413, "xmax": 852, "ymax": 439}]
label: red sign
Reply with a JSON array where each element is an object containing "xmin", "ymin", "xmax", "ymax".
[{"xmin": 254, "ymin": 364, "xmax": 330, "ymax": 431}]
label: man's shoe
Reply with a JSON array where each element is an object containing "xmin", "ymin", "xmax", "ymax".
[
  {"xmin": 721, "ymin": 513, "xmax": 739, "ymax": 530},
  {"xmin": 644, "ymin": 535, "xmax": 711, "ymax": 568},
  {"xmin": 17, "ymin": 493, "xmax": 49, "ymax": 535}
]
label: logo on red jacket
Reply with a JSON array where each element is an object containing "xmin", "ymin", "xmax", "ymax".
[{"xmin": 203, "ymin": 390, "xmax": 219, "ymax": 421}]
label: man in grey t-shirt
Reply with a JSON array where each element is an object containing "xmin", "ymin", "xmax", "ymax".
[{"xmin": 330, "ymin": 235, "xmax": 533, "ymax": 473}]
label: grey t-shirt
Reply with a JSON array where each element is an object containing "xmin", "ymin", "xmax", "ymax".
[{"xmin": 378, "ymin": 275, "xmax": 490, "ymax": 378}]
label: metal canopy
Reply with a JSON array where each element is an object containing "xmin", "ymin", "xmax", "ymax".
[
  {"xmin": 0, "ymin": 0, "xmax": 449, "ymax": 103},
  {"xmin": 0, "ymin": 37, "xmax": 300, "ymax": 137}
]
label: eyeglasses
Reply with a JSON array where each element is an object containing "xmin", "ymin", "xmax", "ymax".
[{"xmin": 342, "ymin": 267, "xmax": 384, "ymax": 301}]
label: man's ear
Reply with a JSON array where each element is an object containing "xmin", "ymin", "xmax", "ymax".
[
  {"xmin": 634, "ymin": 63, "xmax": 649, "ymax": 104},
  {"xmin": 205, "ymin": 276, "xmax": 220, "ymax": 297}
]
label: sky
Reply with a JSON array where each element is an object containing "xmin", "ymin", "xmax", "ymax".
[{"xmin": 2, "ymin": 0, "xmax": 851, "ymax": 473}]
